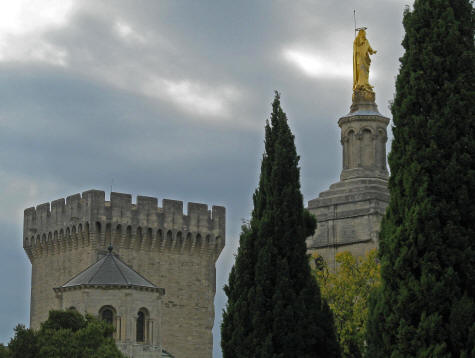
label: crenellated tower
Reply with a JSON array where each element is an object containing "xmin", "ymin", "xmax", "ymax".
[{"xmin": 23, "ymin": 189, "xmax": 225, "ymax": 358}]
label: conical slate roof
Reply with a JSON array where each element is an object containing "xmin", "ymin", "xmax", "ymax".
[{"xmin": 56, "ymin": 246, "xmax": 162, "ymax": 293}]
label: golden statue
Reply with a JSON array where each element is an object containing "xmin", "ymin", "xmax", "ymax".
[{"xmin": 353, "ymin": 28, "xmax": 376, "ymax": 102}]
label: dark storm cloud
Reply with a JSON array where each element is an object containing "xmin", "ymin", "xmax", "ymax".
[
  {"xmin": 0, "ymin": 1, "xmax": 409, "ymax": 356},
  {"xmin": 0, "ymin": 222, "xmax": 30, "ymax": 344}
]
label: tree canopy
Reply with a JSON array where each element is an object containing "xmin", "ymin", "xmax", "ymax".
[
  {"xmin": 221, "ymin": 92, "xmax": 340, "ymax": 358},
  {"xmin": 2, "ymin": 310, "xmax": 125, "ymax": 358},
  {"xmin": 312, "ymin": 250, "xmax": 380, "ymax": 358},
  {"xmin": 366, "ymin": 0, "xmax": 475, "ymax": 357}
]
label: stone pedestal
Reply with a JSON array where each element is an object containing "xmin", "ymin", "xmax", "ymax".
[{"xmin": 307, "ymin": 96, "xmax": 390, "ymax": 270}]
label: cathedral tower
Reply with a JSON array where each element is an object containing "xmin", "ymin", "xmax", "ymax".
[{"xmin": 307, "ymin": 29, "xmax": 389, "ymax": 269}]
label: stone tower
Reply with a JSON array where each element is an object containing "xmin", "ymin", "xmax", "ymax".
[
  {"xmin": 23, "ymin": 190, "xmax": 225, "ymax": 358},
  {"xmin": 306, "ymin": 91, "xmax": 390, "ymax": 270}
]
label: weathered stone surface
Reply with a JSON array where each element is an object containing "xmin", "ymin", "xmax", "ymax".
[
  {"xmin": 57, "ymin": 287, "xmax": 164, "ymax": 357},
  {"xmin": 23, "ymin": 190, "xmax": 226, "ymax": 358},
  {"xmin": 307, "ymin": 100, "xmax": 389, "ymax": 270}
]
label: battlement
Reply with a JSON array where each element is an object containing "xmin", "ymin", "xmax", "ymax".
[{"xmin": 23, "ymin": 190, "xmax": 225, "ymax": 259}]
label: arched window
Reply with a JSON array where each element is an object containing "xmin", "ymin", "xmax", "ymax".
[
  {"xmin": 99, "ymin": 306, "xmax": 116, "ymax": 338},
  {"xmin": 136, "ymin": 311, "xmax": 145, "ymax": 342},
  {"xmin": 102, "ymin": 309, "xmax": 113, "ymax": 325},
  {"xmin": 136, "ymin": 308, "xmax": 149, "ymax": 343},
  {"xmin": 99, "ymin": 306, "xmax": 115, "ymax": 326}
]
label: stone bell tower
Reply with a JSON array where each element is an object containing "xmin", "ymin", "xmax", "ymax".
[{"xmin": 306, "ymin": 29, "xmax": 390, "ymax": 269}]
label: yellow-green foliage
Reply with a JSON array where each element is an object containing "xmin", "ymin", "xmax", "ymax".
[{"xmin": 312, "ymin": 250, "xmax": 380, "ymax": 358}]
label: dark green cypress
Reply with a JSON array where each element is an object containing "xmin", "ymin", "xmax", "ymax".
[
  {"xmin": 221, "ymin": 92, "xmax": 340, "ymax": 358},
  {"xmin": 367, "ymin": 1, "xmax": 475, "ymax": 357}
]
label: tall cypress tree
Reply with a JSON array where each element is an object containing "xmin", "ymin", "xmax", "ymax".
[
  {"xmin": 221, "ymin": 92, "xmax": 340, "ymax": 358},
  {"xmin": 367, "ymin": 1, "xmax": 475, "ymax": 357}
]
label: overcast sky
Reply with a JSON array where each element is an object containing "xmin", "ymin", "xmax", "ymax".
[{"xmin": 0, "ymin": 1, "xmax": 410, "ymax": 356}]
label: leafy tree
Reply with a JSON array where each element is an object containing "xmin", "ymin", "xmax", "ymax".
[
  {"xmin": 0, "ymin": 344, "xmax": 10, "ymax": 358},
  {"xmin": 221, "ymin": 92, "xmax": 340, "ymax": 358},
  {"xmin": 366, "ymin": 0, "xmax": 475, "ymax": 357},
  {"xmin": 312, "ymin": 250, "xmax": 380, "ymax": 358},
  {"xmin": 40, "ymin": 309, "xmax": 87, "ymax": 332},
  {"xmin": 8, "ymin": 325, "xmax": 37, "ymax": 358},
  {"xmin": 7, "ymin": 310, "xmax": 125, "ymax": 358}
]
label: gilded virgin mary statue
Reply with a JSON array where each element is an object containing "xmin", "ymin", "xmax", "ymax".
[{"xmin": 353, "ymin": 28, "xmax": 376, "ymax": 102}]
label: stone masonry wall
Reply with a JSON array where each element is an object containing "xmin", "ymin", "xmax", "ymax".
[
  {"xmin": 23, "ymin": 190, "xmax": 226, "ymax": 358},
  {"xmin": 58, "ymin": 288, "xmax": 163, "ymax": 358}
]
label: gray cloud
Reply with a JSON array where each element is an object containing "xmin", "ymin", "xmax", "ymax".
[{"xmin": 0, "ymin": 1, "xmax": 409, "ymax": 356}]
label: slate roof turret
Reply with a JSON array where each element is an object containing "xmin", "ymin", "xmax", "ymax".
[{"xmin": 54, "ymin": 246, "xmax": 164, "ymax": 294}]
